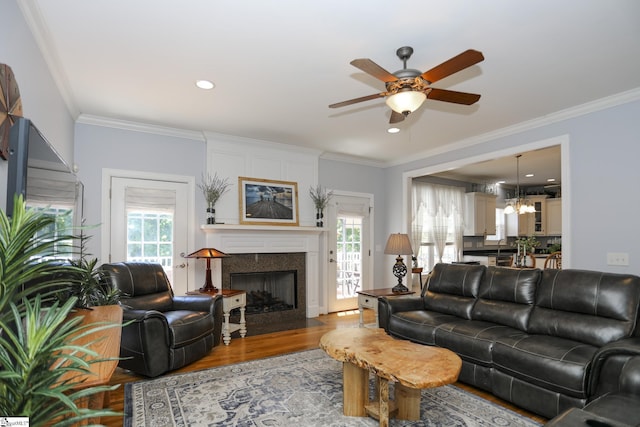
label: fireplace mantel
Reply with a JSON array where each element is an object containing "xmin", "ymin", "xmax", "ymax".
[
  {"xmin": 201, "ymin": 224, "xmax": 326, "ymax": 233},
  {"xmin": 201, "ymin": 223, "xmax": 326, "ymax": 318}
]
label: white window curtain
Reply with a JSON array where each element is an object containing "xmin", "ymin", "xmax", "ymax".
[{"xmin": 412, "ymin": 181, "xmax": 465, "ymax": 270}]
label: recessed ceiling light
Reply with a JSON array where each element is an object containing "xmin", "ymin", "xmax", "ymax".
[
  {"xmin": 196, "ymin": 80, "xmax": 215, "ymax": 90},
  {"xmin": 525, "ymin": 173, "xmax": 534, "ymax": 177},
  {"xmin": 387, "ymin": 127, "xmax": 400, "ymax": 134},
  {"xmin": 547, "ymin": 178, "xmax": 556, "ymax": 182},
  {"xmin": 496, "ymin": 180, "xmax": 506, "ymax": 184}
]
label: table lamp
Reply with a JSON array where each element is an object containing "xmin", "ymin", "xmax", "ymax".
[
  {"xmin": 185, "ymin": 248, "xmax": 229, "ymax": 292},
  {"xmin": 384, "ymin": 233, "xmax": 413, "ymax": 293}
]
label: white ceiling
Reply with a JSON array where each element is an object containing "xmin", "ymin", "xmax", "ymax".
[{"xmin": 17, "ymin": 0, "xmax": 640, "ymax": 175}]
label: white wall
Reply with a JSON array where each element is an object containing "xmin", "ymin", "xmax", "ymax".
[
  {"xmin": 384, "ymin": 98, "xmax": 640, "ymax": 275},
  {"xmin": 0, "ymin": 0, "xmax": 75, "ymax": 210}
]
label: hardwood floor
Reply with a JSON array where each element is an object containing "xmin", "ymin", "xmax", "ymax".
[{"xmin": 102, "ymin": 310, "xmax": 547, "ymax": 426}]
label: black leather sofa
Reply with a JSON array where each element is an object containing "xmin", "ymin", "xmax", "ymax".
[
  {"xmin": 100, "ymin": 262, "xmax": 224, "ymax": 377},
  {"xmin": 545, "ymin": 354, "xmax": 640, "ymax": 426},
  {"xmin": 378, "ymin": 263, "xmax": 640, "ymax": 421}
]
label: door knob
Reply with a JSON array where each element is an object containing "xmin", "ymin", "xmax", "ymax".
[
  {"xmin": 329, "ymin": 258, "xmax": 335, "ymax": 263},
  {"xmin": 174, "ymin": 263, "xmax": 186, "ymax": 269}
]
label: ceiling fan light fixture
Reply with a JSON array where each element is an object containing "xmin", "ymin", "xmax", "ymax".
[{"xmin": 385, "ymin": 90, "xmax": 426, "ymax": 115}]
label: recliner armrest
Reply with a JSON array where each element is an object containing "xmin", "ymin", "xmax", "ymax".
[{"xmin": 172, "ymin": 294, "xmax": 221, "ymax": 313}]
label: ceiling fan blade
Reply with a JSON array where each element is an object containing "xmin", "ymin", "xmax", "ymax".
[
  {"xmin": 389, "ymin": 110, "xmax": 405, "ymax": 124},
  {"xmin": 329, "ymin": 93, "xmax": 385, "ymax": 109},
  {"xmin": 421, "ymin": 49, "xmax": 484, "ymax": 84},
  {"xmin": 427, "ymin": 88, "xmax": 481, "ymax": 105},
  {"xmin": 350, "ymin": 59, "xmax": 398, "ymax": 83}
]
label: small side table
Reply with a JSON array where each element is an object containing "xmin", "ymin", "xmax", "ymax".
[
  {"xmin": 188, "ymin": 289, "xmax": 247, "ymax": 345},
  {"xmin": 357, "ymin": 288, "xmax": 415, "ymax": 328}
]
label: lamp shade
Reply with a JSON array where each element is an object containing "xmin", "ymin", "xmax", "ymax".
[
  {"xmin": 385, "ymin": 90, "xmax": 426, "ymax": 114},
  {"xmin": 185, "ymin": 248, "xmax": 229, "ymax": 258},
  {"xmin": 384, "ymin": 233, "xmax": 413, "ymax": 255}
]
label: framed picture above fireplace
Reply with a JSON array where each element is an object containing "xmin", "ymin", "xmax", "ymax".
[{"xmin": 238, "ymin": 177, "xmax": 299, "ymax": 226}]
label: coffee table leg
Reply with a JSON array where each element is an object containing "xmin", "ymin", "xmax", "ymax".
[
  {"xmin": 342, "ymin": 362, "xmax": 369, "ymax": 416},
  {"xmin": 396, "ymin": 383, "xmax": 421, "ymax": 420},
  {"xmin": 379, "ymin": 377, "xmax": 390, "ymax": 427}
]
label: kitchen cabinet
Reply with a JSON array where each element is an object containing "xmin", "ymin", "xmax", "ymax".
[
  {"xmin": 546, "ymin": 198, "xmax": 562, "ymax": 235},
  {"xmin": 505, "ymin": 195, "xmax": 548, "ymax": 236},
  {"xmin": 464, "ymin": 192, "xmax": 497, "ymax": 236}
]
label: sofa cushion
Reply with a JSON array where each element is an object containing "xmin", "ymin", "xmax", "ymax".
[
  {"xmin": 423, "ymin": 263, "xmax": 485, "ymax": 320},
  {"xmin": 493, "ymin": 333, "xmax": 598, "ymax": 398},
  {"xmin": 387, "ymin": 310, "xmax": 461, "ymax": 345},
  {"xmin": 434, "ymin": 319, "xmax": 528, "ymax": 366},
  {"xmin": 472, "ymin": 267, "xmax": 540, "ymax": 331},
  {"xmin": 528, "ymin": 269, "xmax": 640, "ymax": 347}
]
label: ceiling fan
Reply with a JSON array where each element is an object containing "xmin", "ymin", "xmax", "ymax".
[{"xmin": 329, "ymin": 46, "xmax": 484, "ymax": 124}]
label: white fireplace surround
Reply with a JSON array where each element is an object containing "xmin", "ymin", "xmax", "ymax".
[{"xmin": 202, "ymin": 224, "xmax": 325, "ymax": 318}]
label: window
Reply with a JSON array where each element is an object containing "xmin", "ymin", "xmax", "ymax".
[
  {"xmin": 126, "ymin": 210, "xmax": 174, "ymax": 280},
  {"xmin": 28, "ymin": 204, "xmax": 75, "ymax": 259},
  {"xmin": 485, "ymin": 208, "xmax": 506, "ymax": 244},
  {"xmin": 336, "ymin": 215, "xmax": 362, "ymax": 299},
  {"xmin": 412, "ymin": 182, "xmax": 465, "ymax": 271}
]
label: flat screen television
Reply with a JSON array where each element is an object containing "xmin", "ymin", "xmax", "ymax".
[{"xmin": 6, "ymin": 117, "xmax": 84, "ymax": 241}]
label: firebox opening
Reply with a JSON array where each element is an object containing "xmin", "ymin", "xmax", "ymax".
[{"xmin": 230, "ymin": 270, "xmax": 297, "ymax": 315}]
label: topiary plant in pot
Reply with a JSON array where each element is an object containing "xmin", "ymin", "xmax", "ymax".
[{"xmin": 0, "ymin": 196, "xmax": 121, "ymax": 426}]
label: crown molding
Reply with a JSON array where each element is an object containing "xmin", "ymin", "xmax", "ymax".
[
  {"xmin": 17, "ymin": 0, "xmax": 79, "ymax": 118},
  {"xmin": 387, "ymin": 87, "xmax": 640, "ymax": 168},
  {"xmin": 319, "ymin": 152, "xmax": 387, "ymax": 168},
  {"xmin": 76, "ymin": 114, "xmax": 205, "ymax": 141}
]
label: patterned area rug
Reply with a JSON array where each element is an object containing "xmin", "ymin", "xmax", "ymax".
[{"xmin": 124, "ymin": 349, "xmax": 542, "ymax": 427}]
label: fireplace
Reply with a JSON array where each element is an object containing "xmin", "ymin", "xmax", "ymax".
[
  {"xmin": 222, "ymin": 252, "xmax": 306, "ymax": 325},
  {"xmin": 231, "ymin": 270, "xmax": 297, "ymax": 314}
]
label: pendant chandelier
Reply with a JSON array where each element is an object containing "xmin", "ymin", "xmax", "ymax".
[{"xmin": 504, "ymin": 154, "xmax": 535, "ymax": 215}]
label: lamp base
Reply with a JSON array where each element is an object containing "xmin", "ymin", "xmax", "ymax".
[
  {"xmin": 391, "ymin": 255, "xmax": 409, "ymax": 293},
  {"xmin": 392, "ymin": 283, "xmax": 409, "ymax": 293},
  {"xmin": 199, "ymin": 285, "xmax": 219, "ymax": 293}
]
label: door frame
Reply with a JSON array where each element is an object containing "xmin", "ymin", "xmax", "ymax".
[
  {"xmin": 325, "ymin": 190, "xmax": 374, "ymax": 313},
  {"xmin": 101, "ymin": 168, "xmax": 196, "ymax": 286}
]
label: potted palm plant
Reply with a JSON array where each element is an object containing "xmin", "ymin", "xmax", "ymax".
[{"xmin": 0, "ymin": 196, "xmax": 121, "ymax": 426}]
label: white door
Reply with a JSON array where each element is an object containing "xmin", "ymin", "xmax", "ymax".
[
  {"xmin": 327, "ymin": 193, "xmax": 372, "ymax": 313},
  {"xmin": 108, "ymin": 175, "xmax": 191, "ymax": 295}
]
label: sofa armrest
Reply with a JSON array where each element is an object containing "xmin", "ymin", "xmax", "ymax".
[
  {"xmin": 589, "ymin": 337, "xmax": 640, "ymax": 396},
  {"xmin": 378, "ymin": 296, "xmax": 424, "ymax": 331}
]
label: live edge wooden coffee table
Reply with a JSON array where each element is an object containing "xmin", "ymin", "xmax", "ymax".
[{"xmin": 320, "ymin": 328, "xmax": 461, "ymax": 427}]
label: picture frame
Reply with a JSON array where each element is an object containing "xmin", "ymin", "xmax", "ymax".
[{"xmin": 238, "ymin": 177, "xmax": 299, "ymax": 226}]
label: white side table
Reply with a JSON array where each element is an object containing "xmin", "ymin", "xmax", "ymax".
[
  {"xmin": 357, "ymin": 288, "xmax": 415, "ymax": 328},
  {"xmin": 188, "ymin": 289, "xmax": 247, "ymax": 345},
  {"xmin": 220, "ymin": 289, "xmax": 247, "ymax": 345}
]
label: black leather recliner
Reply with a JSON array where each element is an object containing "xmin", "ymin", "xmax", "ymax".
[{"xmin": 100, "ymin": 262, "xmax": 223, "ymax": 377}]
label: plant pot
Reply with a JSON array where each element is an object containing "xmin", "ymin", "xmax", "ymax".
[{"xmin": 57, "ymin": 305, "xmax": 123, "ymax": 423}]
